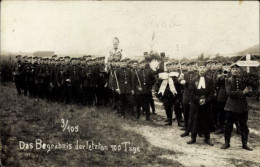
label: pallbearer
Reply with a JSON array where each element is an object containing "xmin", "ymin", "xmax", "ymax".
[
  {"xmin": 133, "ymin": 58, "xmax": 156, "ymax": 120},
  {"xmin": 187, "ymin": 61, "xmax": 215, "ymax": 146},
  {"xmin": 116, "ymin": 58, "xmax": 133, "ymax": 118}
]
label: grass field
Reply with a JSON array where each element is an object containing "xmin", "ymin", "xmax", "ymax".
[{"xmin": 0, "ymin": 83, "xmax": 183, "ymax": 167}]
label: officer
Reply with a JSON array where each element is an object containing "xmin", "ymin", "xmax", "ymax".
[{"xmin": 221, "ymin": 63, "xmax": 253, "ymax": 151}]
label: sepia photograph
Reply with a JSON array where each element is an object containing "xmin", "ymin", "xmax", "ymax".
[{"xmin": 0, "ymin": 1, "xmax": 260, "ymax": 167}]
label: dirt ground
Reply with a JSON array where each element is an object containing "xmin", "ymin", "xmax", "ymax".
[{"xmin": 124, "ymin": 100, "xmax": 260, "ymax": 167}]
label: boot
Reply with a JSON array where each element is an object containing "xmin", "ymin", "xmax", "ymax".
[
  {"xmin": 242, "ymin": 144, "xmax": 253, "ymax": 151},
  {"xmin": 187, "ymin": 138, "xmax": 196, "ymax": 144},
  {"xmin": 205, "ymin": 139, "xmax": 214, "ymax": 146},
  {"xmin": 221, "ymin": 142, "xmax": 230, "ymax": 149},
  {"xmin": 180, "ymin": 131, "xmax": 189, "ymax": 137},
  {"xmin": 165, "ymin": 120, "xmax": 172, "ymax": 126},
  {"xmin": 242, "ymin": 133, "xmax": 253, "ymax": 151},
  {"xmin": 177, "ymin": 121, "xmax": 184, "ymax": 127}
]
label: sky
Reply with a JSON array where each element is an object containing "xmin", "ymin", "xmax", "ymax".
[{"xmin": 1, "ymin": 1, "xmax": 259, "ymax": 59}]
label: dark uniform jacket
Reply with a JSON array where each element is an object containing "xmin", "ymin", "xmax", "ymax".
[
  {"xmin": 67, "ymin": 65, "xmax": 82, "ymax": 86},
  {"xmin": 133, "ymin": 68, "xmax": 155, "ymax": 95},
  {"xmin": 224, "ymin": 76, "xmax": 249, "ymax": 113},
  {"xmin": 182, "ymin": 71, "xmax": 198, "ymax": 104},
  {"xmin": 116, "ymin": 67, "xmax": 133, "ymax": 94},
  {"xmin": 12, "ymin": 61, "xmax": 24, "ymax": 81}
]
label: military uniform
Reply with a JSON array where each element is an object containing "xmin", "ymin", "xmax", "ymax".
[
  {"xmin": 116, "ymin": 60, "xmax": 133, "ymax": 118},
  {"xmin": 180, "ymin": 65, "xmax": 198, "ymax": 136},
  {"xmin": 133, "ymin": 64, "xmax": 155, "ymax": 120},
  {"xmin": 12, "ymin": 55, "xmax": 24, "ymax": 95},
  {"xmin": 222, "ymin": 64, "xmax": 252, "ymax": 150}
]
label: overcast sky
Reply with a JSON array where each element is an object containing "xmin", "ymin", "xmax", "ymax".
[{"xmin": 1, "ymin": 1, "xmax": 259, "ymax": 59}]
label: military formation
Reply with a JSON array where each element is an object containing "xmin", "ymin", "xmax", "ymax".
[{"xmin": 10, "ymin": 38, "xmax": 257, "ymax": 151}]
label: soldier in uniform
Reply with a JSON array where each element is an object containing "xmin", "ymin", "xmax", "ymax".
[
  {"xmin": 180, "ymin": 60, "xmax": 199, "ymax": 137},
  {"xmin": 26, "ymin": 57, "xmax": 37, "ymax": 98},
  {"xmin": 221, "ymin": 63, "xmax": 253, "ymax": 151},
  {"xmin": 187, "ymin": 61, "xmax": 215, "ymax": 146},
  {"xmin": 12, "ymin": 55, "xmax": 24, "ymax": 95},
  {"xmin": 214, "ymin": 61, "xmax": 231, "ymax": 134},
  {"xmin": 96, "ymin": 57, "xmax": 109, "ymax": 106},
  {"xmin": 133, "ymin": 59, "xmax": 156, "ymax": 120},
  {"xmin": 115, "ymin": 58, "xmax": 133, "ymax": 118},
  {"xmin": 66, "ymin": 58, "xmax": 82, "ymax": 105}
]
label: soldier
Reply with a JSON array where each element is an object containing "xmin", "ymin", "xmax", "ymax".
[
  {"xmin": 115, "ymin": 58, "xmax": 133, "ymax": 118},
  {"xmin": 25, "ymin": 56, "xmax": 37, "ymax": 97},
  {"xmin": 96, "ymin": 57, "xmax": 109, "ymax": 106},
  {"xmin": 133, "ymin": 59, "xmax": 156, "ymax": 120},
  {"xmin": 145, "ymin": 63, "xmax": 156, "ymax": 115},
  {"xmin": 180, "ymin": 60, "xmax": 199, "ymax": 137},
  {"xmin": 221, "ymin": 63, "xmax": 253, "ymax": 151},
  {"xmin": 12, "ymin": 55, "xmax": 24, "ymax": 95},
  {"xmin": 214, "ymin": 61, "xmax": 231, "ymax": 134},
  {"xmin": 42, "ymin": 58, "xmax": 51, "ymax": 100},
  {"xmin": 51, "ymin": 59, "xmax": 63, "ymax": 101},
  {"xmin": 187, "ymin": 61, "xmax": 215, "ymax": 146},
  {"xmin": 66, "ymin": 58, "xmax": 82, "ymax": 105},
  {"xmin": 62, "ymin": 56, "xmax": 71, "ymax": 104}
]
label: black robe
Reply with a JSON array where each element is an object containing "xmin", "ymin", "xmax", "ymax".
[{"xmin": 188, "ymin": 75, "xmax": 215, "ymax": 134}]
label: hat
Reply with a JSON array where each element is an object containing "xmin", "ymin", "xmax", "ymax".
[
  {"xmin": 144, "ymin": 52, "xmax": 148, "ymax": 55},
  {"xmin": 64, "ymin": 56, "xmax": 70, "ymax": 59},
  {"xmin": 58, "ymin": 57, "xmax": 64, "ymax": 60},
  {"xmin": 33, "ymin": 56, "xmax": 38, "ymax": 60},
  {"xmin": 222, "ymin": 61, "xmax": 232, "ymax": 66},
  {"xmin": 52, "ymin": 55, "xmax": 57, "ymax": 58},
  {"xmin": 16, "ymin": 55, "xmax": 21, "ymax": 58},
  {"xmin": 160, "ymin": 52, "xmax": 166, "ymax": 58},
  {"xmin": 230, "ymin": 63, "xmax": 240, "ymax": 69},
  {"xmin": 28, "ymin": 57, "xmax": 32, "ymax": 59},
  {"xmin": 23, "ymin": 56, "xmax": 28, "ymax": 59},
  {"xmin": 197, "ymin": 61, "xmax": 207, "ymax": 66}
]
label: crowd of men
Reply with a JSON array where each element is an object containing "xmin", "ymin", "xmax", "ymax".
[
  {"xmin": 9, "ymin": 36, "xmax": 258, "ymax": 151},
  {"xmin": 11, "ymin": 50, "xmax": 256, "ymax": 151}
]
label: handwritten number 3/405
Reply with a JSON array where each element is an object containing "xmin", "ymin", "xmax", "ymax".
[{"xmin": 61, "ymin": 119, "xmax": 79, "ymax": 133}]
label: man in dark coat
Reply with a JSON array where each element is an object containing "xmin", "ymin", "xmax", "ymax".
[
  {"xmin": 187, "ymin": 61, "xmax": 215, "ymax": 146},
  {"xmin": 180, "ymin": 61, "xmax": 198, "ymax": 137},
  {"xmin": 12, "ymin": 55, "xmax": 24, "ymax": 95},
  {"xmin": 214, "ymin": 61, "xmax": 231, "ymax": 134},
  {"xmin": 66, "ymin": 58, "xmax": 82, "ymax": 104},
  {"xmin": 133, "ymin": 59, "xmax": 156, "ymax": 120},
  {"xmin": 221, "ymin": 63, "xmax": 253, "ymax": 151},
  {"xmin": 115, "ymin": 58, "xmax": 133, "ymax": 118}
]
